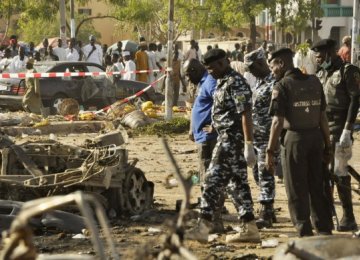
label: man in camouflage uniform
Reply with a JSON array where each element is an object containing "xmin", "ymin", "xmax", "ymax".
[
  {"xmin": 312, "ymin": 39, "xmax": 360, "ymax": 231},
  {"xmin": 186, "ymin": 49, "xmax": 260, "ymax": 243},
  {"xmin": 244, "ymin": 50, "xmax": 277, "ymax": 229}
]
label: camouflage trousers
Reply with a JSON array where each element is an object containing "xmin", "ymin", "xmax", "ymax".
[
  {"xmin": 253, "ymin": 142, "xmax": 276, "ymax": 204},
  {"xmin": 200, "ymin": 132, "xmax": 254, "ymax": 220}
]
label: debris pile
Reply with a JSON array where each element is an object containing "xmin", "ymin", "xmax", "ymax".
[{"xmin": 0, "ymin": 129, "xmax": 154, "ymax": 216}]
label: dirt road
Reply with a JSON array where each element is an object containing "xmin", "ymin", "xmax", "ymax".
[{"xmin": 23, "ymin": 132, "xmax": 360, "ymax": 258}]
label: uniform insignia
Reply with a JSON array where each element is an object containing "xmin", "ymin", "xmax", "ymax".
[
  {"xmin": 305, "ymin": 107, "xmax": 309, "ymax": 113},
  {"xmin": 236, "ymin": 94, "xmax": 246, "ymax": 103},
  {"xmin": 271, "ymin": 89, "xmax": 279, "ymax": 99},
  {"xmin": 317, "ymin": 70, "xmax": 323, "ymax": 77}
]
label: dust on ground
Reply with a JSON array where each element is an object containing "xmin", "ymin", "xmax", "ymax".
[{"xmin": 13, "ymin": 132, "xmax": 360, "ymax": 259}]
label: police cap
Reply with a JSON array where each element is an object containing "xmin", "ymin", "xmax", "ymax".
[
  {"xmin": 268, "ymin": 48, "xmax": 293, "ymax": 63},
  {"xmin": 244, "ymin": 49, "xmax": 265, "ymax": 67},
  {"xmin": 203, "ymin": 48, "xmax": 227, "ymax": 65},
  {"xmin": 311, "ymin": 39, "xmax": 337, "ymax": 52}
]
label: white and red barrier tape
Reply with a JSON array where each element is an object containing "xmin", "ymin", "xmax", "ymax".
[
  {"xmin": 0, "ymin": 68, "xmax": 171, "ymax": 79},
  {"xmin": 95, "ymin": 74, "xmax": 167, "ymax": 114}
]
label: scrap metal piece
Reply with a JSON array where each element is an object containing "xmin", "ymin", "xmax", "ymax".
[
  {"xmin": 0, "ymin": 191, "xmax": 120, "ymax": 260},
  {"xmin": 273, "ymin": 236, "xmax": 360, "ymax": 260}
]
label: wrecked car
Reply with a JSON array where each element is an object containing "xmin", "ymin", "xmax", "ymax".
[
  {"xmin": 0, "ymin": 61, "xmax": 163, "ymax": 112},
  {"xmin": 0, "ymin": 129, "xmax": 154, "ymax": 216}
]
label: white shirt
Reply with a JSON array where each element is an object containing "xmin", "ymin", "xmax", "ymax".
[
  {"xmin": 123, "ymin": 60, "xmax": 136, "ymax": 81},
  {"xmin": 8, "ymin": 55, "xmax": 28, "ymax": 73},
  {"xmin": 53, "ymin": 47, "xmax": 67, "ymax": 61},
  {"xmin": 147, "ymin": 51, "xmax": 157, "ymax": 83},
  {"xmin": 114, "ymin": 62, "xmax": 125, "ymax": 73},
  {"xmin": 156, "ymin": 50, "xmax": 166, "ymax": 68},
  {"xmin": 65, "ymin": 48, "xmax": 80, "ymax": 62},
  {"xmin": 82, "ymin": 43, "xmax": 103, "ymax": 65},
  {"xmin": 0, "ymin": 57, "xmax": 13, "ymax": 72},
  {"xmin": 293, "ymin": 48, "xmax": 317, "ymax": 75}
]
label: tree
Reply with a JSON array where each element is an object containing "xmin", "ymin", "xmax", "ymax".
[
  {"xmin": 0, "ymin": 0, "xmax": 25, "ymax": 45},
  {"xmin": 1, "ymin": 0, "xmax": 118, "ymax": 44},
  {"xmin": 269, "ymin": 0, "xmax": 323, "ymax": 44}
]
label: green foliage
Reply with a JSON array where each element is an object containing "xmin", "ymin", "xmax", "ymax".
[
  {"xmin": 132, "ymin": 117, "xmax": 190, "ymax": 136},
  {"xmin": 1, "ymin": 0, "xmax": 102, "ymax": 44},
  {"xmin": 269, "ymin": 0, "xmax": 323, "ymax": 33}
]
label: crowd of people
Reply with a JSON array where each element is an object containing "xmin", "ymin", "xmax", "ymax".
[{"xmin": 185, "ymin": 37, "xmax": 359, "ymax": 243}]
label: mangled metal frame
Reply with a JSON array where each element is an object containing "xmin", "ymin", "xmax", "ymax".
[
  {"xmin": 0, "ymin": 130, "xmax": 153, "ymax": 215},
  {"xmin": 0, "ymin": 191, "xmax": 120, "ymax": 260}
]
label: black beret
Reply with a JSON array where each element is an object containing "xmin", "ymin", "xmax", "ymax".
[
  {"xmin": 311, "ymin": 39, "xmax": 337, "ymax": 52},
  {"xmin": 203, "ymin": 48, "xmax": 227, "ymax": 65},
  {"xmin": 268, "ymin": 48, "xmax": 293, "ymax": 63}
]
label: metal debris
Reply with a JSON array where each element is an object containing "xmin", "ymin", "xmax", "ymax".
[
  {"xmin": 0, "ymin": 191, "xmax": 120, "ymax": 260},
  {"xmin": 0, "ymin": 129, "xmax": 153, "ymax": 216}
]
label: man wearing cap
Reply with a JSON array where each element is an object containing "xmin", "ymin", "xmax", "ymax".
[
  {"xmin": 186, "ymin": 49, "xmax": 260, "ymax": 243},
  {"xmin": 23, "ymin": 58, "xmax": 43, "ymax": 114},
  {"xmin": 122, "ymin": 51, "xmax": 136, "ymax": 81},
  {"xmin": 312, "ymin": 39, "xmax": 360, "ymax": 231},
  {"xmin": 265, "ymin": 48, "xmax": 333, "ymax": 237},
  {"xmin": 82, "ymin": 35, "xmax": 103, "ymax": 65},
  {"xmin": 244, "ymin": 49, "xmax": 277, "ymax": 229}
]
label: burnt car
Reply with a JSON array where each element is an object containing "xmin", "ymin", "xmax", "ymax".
[{"xmin": 0, "ymin": 61, "xmax": 163, "ymax": 112}]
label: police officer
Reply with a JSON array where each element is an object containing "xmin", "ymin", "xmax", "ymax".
[
  {"xmin": 244, "ymin": 50, "xmax": 277, "ymax": 229},
  {"xmin": 266, "ymin": 48, "xmax": 333, "ymax": 237},
  {"xmin": 186, "ymin": 49, "xmax": 260, "ymax": 243},
  {"xmin": 312, "ymin": 39, "xmax": 359, "ymax": 231}
]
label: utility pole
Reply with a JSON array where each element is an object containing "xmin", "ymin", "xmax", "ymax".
[
  {"xmin": 199, "ymin": 0, "xmax": 204, "ymax": 39},
  {"xmin": 351, "ymin": 0, "xmax": 359, "ymax": 64},
  {"xmin": 165, "ymin": 0, "xmax": 174, "ymax": 120},
  {"xmin": 70, "ymin": 0, "xmax": 75, "ymax": 38},
  {"xmin": 59, "ymin": 0, "xmax": 67, "ymax": 47}
]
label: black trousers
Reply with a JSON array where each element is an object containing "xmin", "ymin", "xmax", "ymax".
[{"xmin": 282, "ymin": 128, "xmax": 333, "ymax": 236}]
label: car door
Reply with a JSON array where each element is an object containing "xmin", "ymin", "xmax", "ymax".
[
  {"xmin": 85, "ymin": 64, "xmax": 114, "ymax": 108},
  {"xmin": 40, "ymin": 64, "xmax": 84, "ymax": 107}
]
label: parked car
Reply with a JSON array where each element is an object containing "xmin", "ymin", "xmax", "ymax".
[{"xmin": 0, "ymin": 61, "xmax": 163, "ymax": 112}]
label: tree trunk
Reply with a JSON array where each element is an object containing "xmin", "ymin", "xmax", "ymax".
[
  {"xmin": 0, "ymin": 1, "xmax": 12, "ymax": 46},
  {"xmin": 249, "ymin": 15, "xmax": 256, "ymax": 48}
]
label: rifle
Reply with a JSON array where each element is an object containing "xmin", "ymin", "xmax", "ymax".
[{"xmin": 323, "ymin": 163, "xmax": 340, "ymax": 231}]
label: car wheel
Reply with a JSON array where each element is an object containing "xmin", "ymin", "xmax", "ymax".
[{"xmin": 51, "ymin": 94, "xmax": 68, "ymax": 114}]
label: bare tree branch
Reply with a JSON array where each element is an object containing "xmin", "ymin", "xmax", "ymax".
[{"xmin": 75, "ymin": 15, "xmax": 122, "ymax": 37}]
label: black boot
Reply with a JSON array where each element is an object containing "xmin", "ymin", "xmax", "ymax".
[
  {"xmin": 256, "ymin": 203, "xmax": 274, "ymax": 229},
  {"xmin": 337, "ymin": 176, "xmax": 358, "ymax": 231}
]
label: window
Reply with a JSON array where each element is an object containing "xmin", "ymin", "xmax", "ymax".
[{"xmin": 78, "ymin": 8, "xmax": 92, "ymax": 15}]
